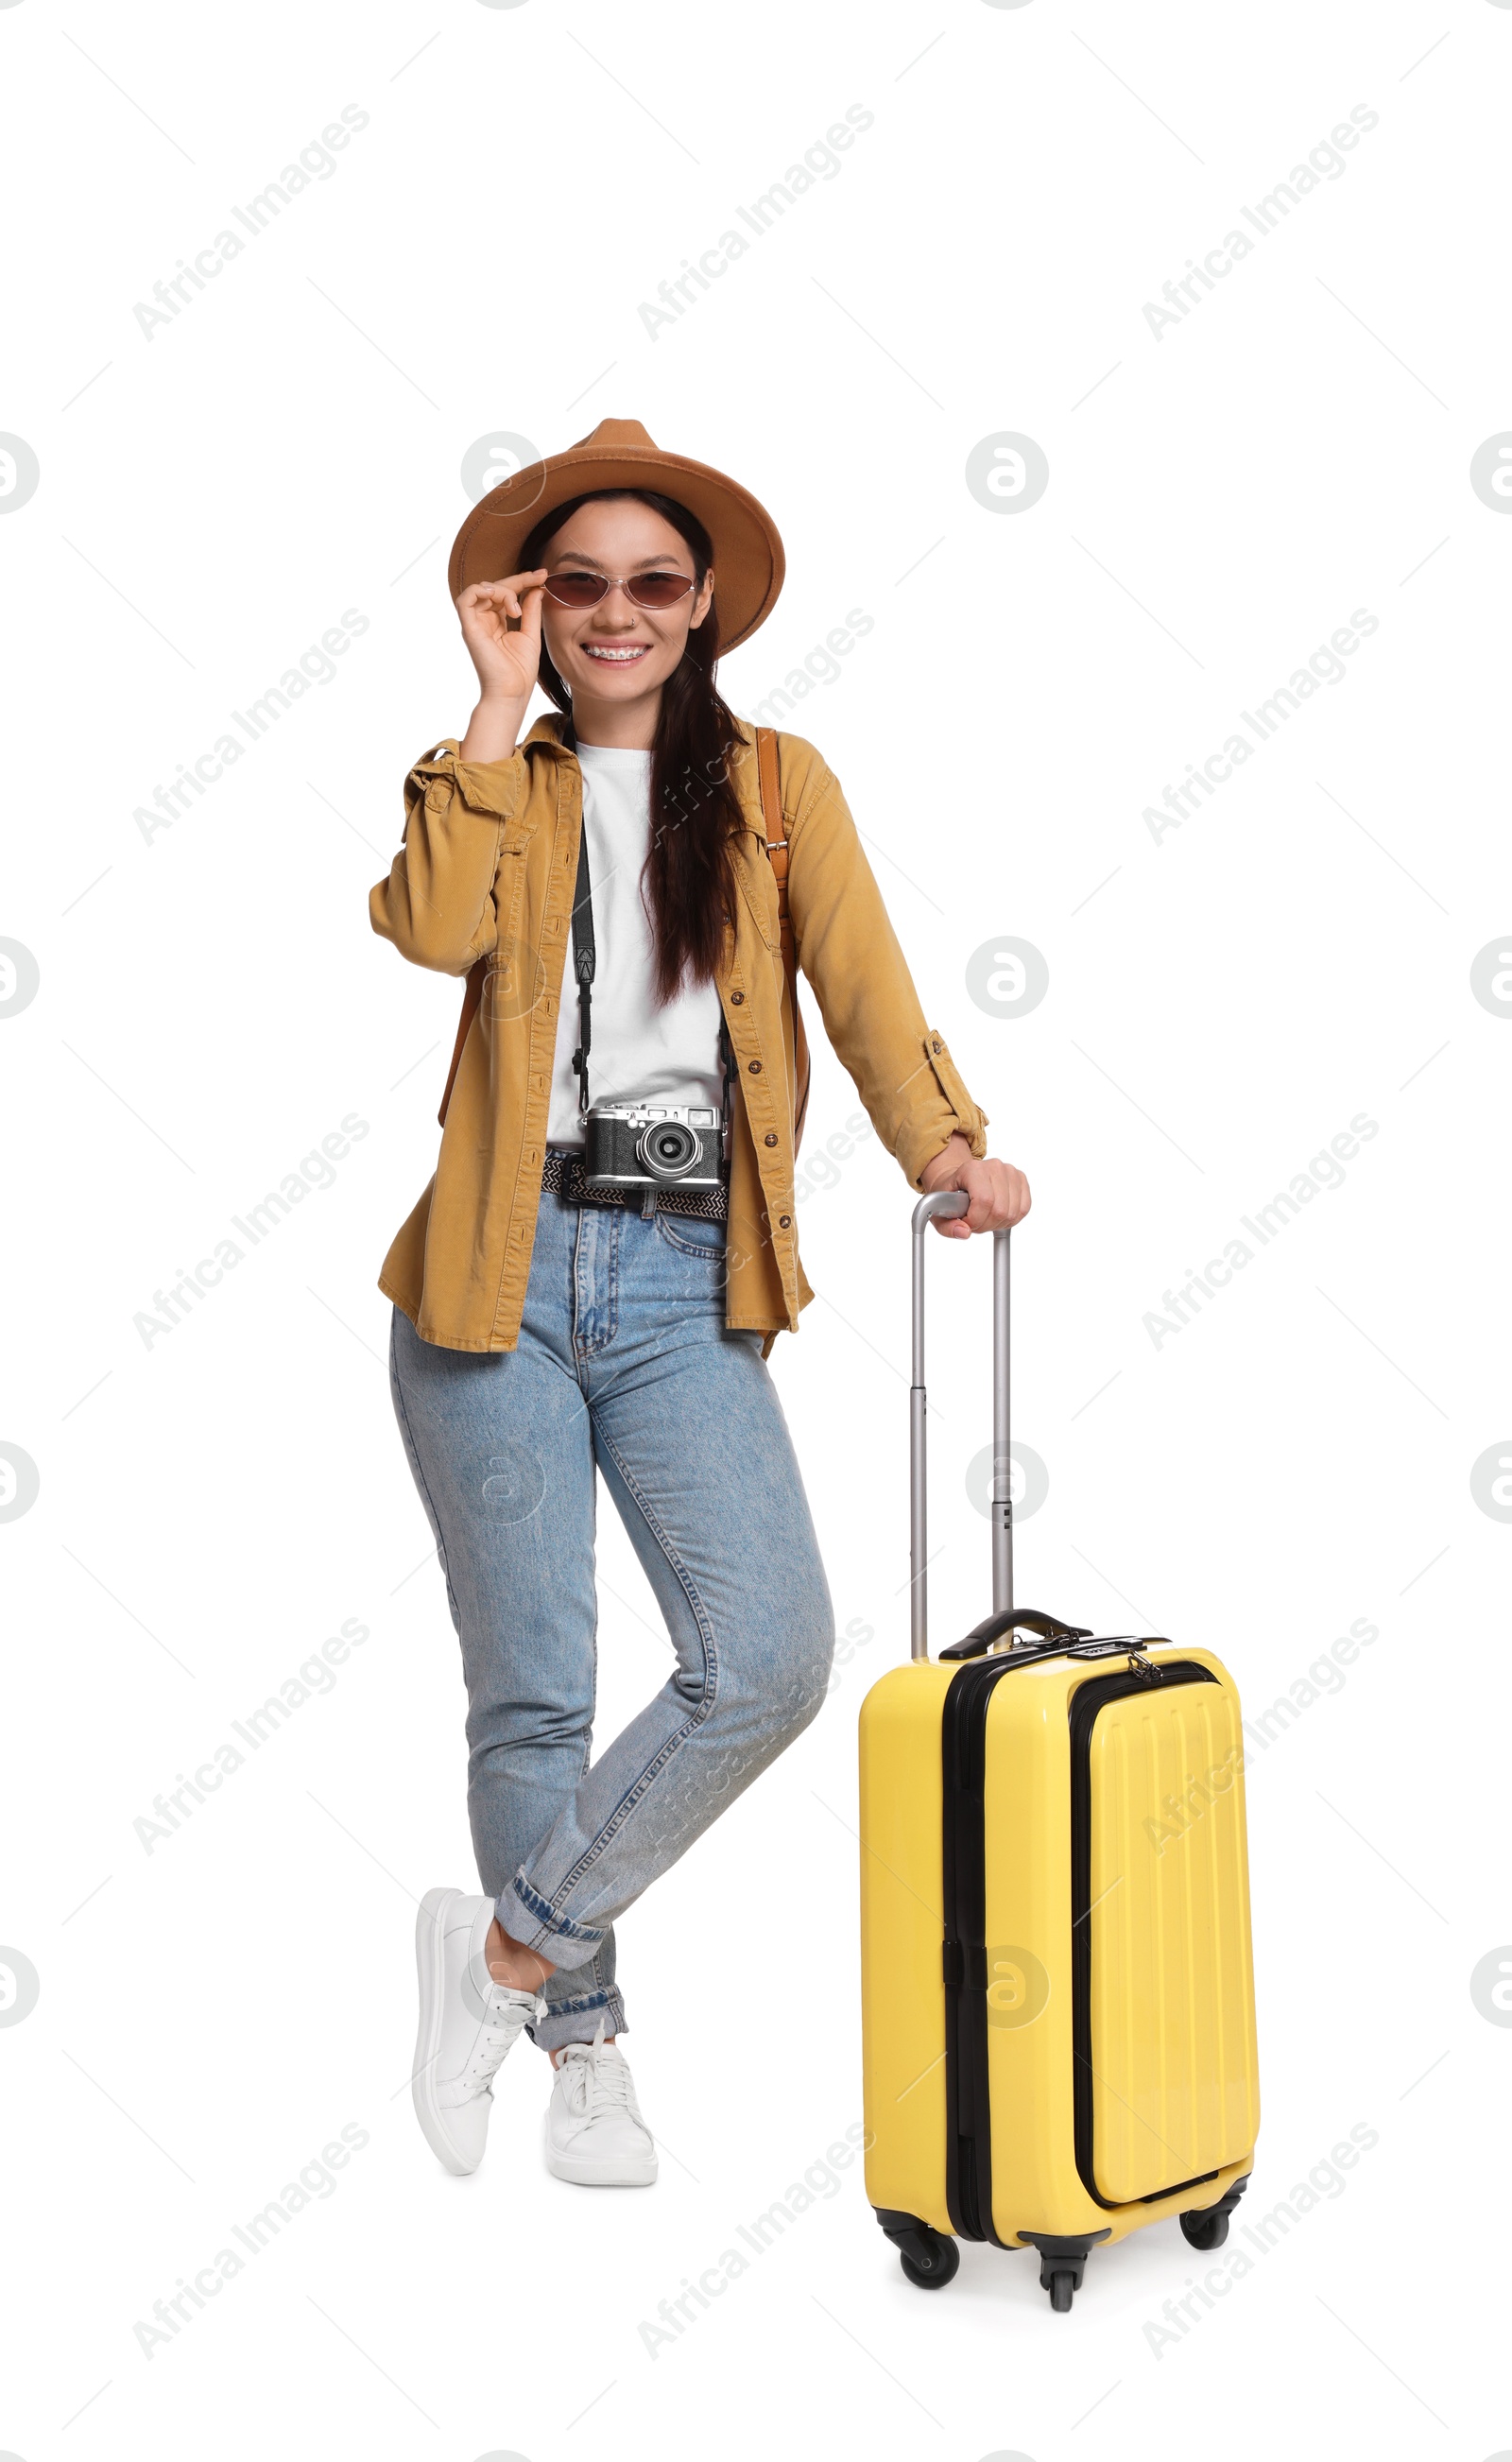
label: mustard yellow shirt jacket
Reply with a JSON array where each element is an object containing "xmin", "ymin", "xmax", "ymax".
[{"xmin": 370, "ymin": 717, "xmax": 989, "ymax": 1352}]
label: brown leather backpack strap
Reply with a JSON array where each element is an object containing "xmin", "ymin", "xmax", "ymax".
[
  {"xmin": 755, "ymin": 724, "xmax": 785, "ymax": 887},
  {"xmin": 437, "ymin": 958, "xmax": 484, "ymax": 1128},
  {"xmin": 754, "ymin": 726, "xmax": 811, "ymax": 1152}
]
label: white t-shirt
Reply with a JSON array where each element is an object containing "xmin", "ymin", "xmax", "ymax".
[{"xmin": 546, "ymin": 741, "xmax": 726, "ymax": 1147}]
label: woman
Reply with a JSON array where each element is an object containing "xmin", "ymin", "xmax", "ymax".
[{"xmin": 372, "ymin": 420, "xmax": 1029, "ymax": 2189}]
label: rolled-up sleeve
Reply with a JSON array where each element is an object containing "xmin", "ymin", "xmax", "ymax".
[
  {"xmin": 369, "ymin": 738, "xmax": 527, "ymax": 975},
  {"xmin": 785, "ymin": 760, "xmax": 989, "ymax": 1186}
]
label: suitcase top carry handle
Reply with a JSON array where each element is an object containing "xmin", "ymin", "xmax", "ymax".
[
  {"xmin": 940, "ymin": 1606, "xmax": 1094, "ymax": 1662},
  {"xmin": 909, "ymin": 1191, "xmax": 1010, "ymax": 1661}
]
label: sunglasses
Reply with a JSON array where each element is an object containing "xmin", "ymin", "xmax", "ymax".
[{"xmin": 542, "ymin": 568, "xmax": 697, "ymax": 611}]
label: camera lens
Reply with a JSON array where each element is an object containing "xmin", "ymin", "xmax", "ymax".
[{"xmin": 637, "ymin": 1118, "xmax": 700, "ymax": 1179}]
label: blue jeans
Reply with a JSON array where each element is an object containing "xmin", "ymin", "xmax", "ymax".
[{"xmin": 389, "ymin": 1177, "xmax": 834, "ymax": 2051}]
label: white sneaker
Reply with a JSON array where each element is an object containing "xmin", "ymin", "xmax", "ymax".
[
  {"xmin": 412, "ymin": 1887, "xmax": 544, "ymax": 2177},
  {"xmin": 544, "ymin": 2021, "xmax": 658, "ymax": 2188}
]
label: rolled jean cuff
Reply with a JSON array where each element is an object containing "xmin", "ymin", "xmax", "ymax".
[
  {"xmin": 532, "ymin": 1987, "xmax": 628, "ymax": 2055},
  {"xmin": 496, "ymin": 1870, "xmax": 605, "ymax": 1973}
]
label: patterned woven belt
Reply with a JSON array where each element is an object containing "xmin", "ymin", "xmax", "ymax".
[{"xmin": 540, "ymin": 1147, "xmax": 730, "ymax": 1223}]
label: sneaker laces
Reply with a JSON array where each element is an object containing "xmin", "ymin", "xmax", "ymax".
[
  {"xmin": 558, "ymin": 2021, "xmax": 637, "ymax": 2121},
  {"xmin": 462, "ymin": 1983, "xmax": 541, "ymax": 2092}
]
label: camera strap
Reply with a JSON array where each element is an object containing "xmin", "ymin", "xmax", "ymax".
[
  {"xmin": 570, "ymin": 820, "xmax": 596, "ymax": 1115},
  {"xmin": 569, "ymin": 811, "xmax": 735, "ymax": 1142},
  {"xmin": 718, "ymin": 1013, "xmax": 735, "ymax": 1155}
]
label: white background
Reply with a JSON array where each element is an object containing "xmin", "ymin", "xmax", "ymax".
[{"xmin": 2, "ymin": 1, "xmax": 1508, "ymax": 2455}]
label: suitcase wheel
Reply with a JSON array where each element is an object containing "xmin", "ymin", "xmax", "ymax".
[
  {"xmin": 1019, "ymin": 2230, "xmax": 1108, "ymax": 2311},
  {"xmin": 899, "ymin": 2230, "xmax": 960, "ymax": 2292},
  {"xmin": 1178, "ymin": 2175, "xmax": 1250, "ymax": 2253},
  {"xmin": 874, "ymin": 2209, "xmax": 960, "ymax": 2291}
]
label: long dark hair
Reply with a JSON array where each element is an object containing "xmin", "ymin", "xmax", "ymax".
[{"xmin": 519, "ymin": 488, "xmax": 746, "ymax": 1003}]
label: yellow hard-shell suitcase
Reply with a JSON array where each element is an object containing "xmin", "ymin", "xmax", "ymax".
[{"xmin": 858, "ymin": 1195, "xmax": 1261, "ymax": 2309}]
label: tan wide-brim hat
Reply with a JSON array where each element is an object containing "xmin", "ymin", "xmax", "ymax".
[{"xmin": 448, "ymin": 418, "xmax": 785, "ymax": 652}]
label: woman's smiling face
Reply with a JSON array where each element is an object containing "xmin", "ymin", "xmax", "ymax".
[{"xmin": 539, "ymin": 497, "xmax": 713, "ymax": 715}]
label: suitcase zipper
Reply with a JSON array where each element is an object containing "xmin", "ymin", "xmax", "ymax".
[
  {"xmin": 941, "ymin": 1649, "xmax": 1114, "ymax": 2241},
  {"xmin": 941, "ymin": 1654, "xmax": 1012, "ymax": 2244}
]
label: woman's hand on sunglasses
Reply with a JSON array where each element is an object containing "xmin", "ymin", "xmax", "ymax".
[{"xmin": 456, "ymin": 570, "xmax": 549, "ymax": 711}]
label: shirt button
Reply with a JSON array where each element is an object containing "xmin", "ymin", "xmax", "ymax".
[
  {"xmin": 730, "ymin": 990, "xmax": 745, "ymax": 1005},
  {"xmin": 764, "ymin": 1133, "xmax": 778, "ymax": 1147},
  {"xmin": 747, "ymin": 1059, "xmax": 762, "ymax": 1074},
  {"xmin": 778, "ymin": 1214, "xmax": 791, "ymax": 1229}
]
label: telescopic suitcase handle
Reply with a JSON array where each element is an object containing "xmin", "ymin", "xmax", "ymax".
[{"xmin": 908, "ymin": 1193, "xmax": 1091, "ymax": 1663}]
